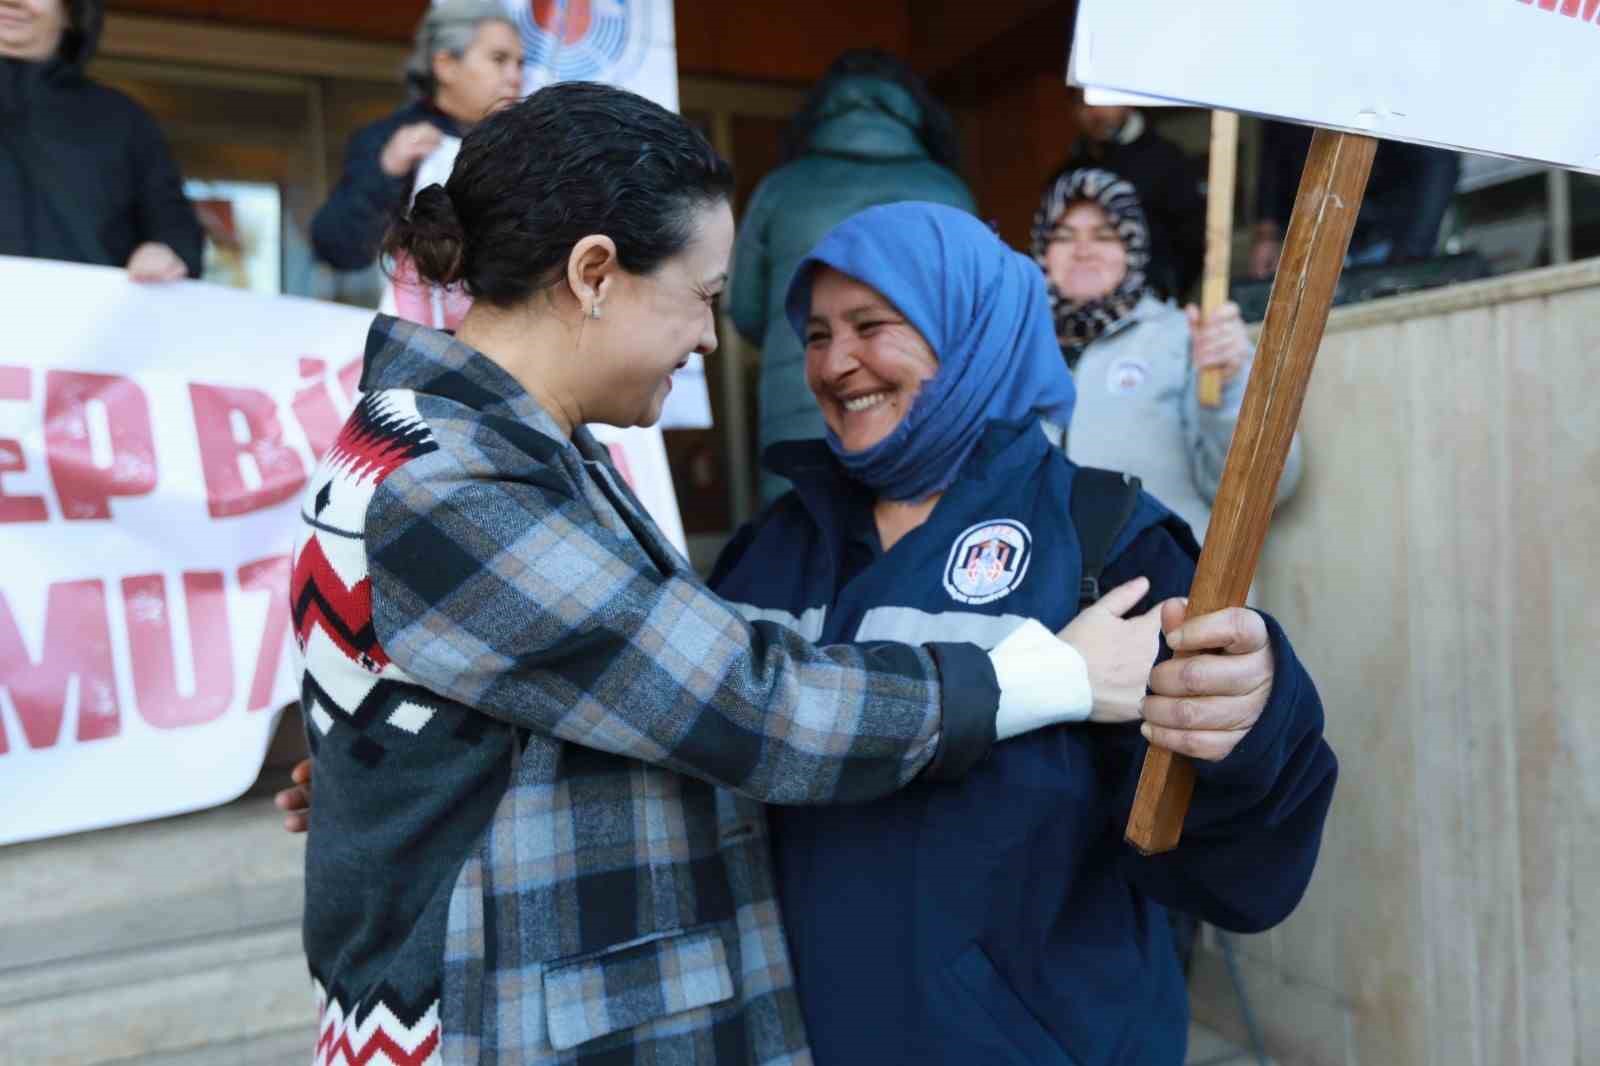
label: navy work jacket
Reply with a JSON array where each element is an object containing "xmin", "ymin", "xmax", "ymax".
[{"xmin": 710, "ymin": 420, "xmax": 1338, "ymax": 1066}]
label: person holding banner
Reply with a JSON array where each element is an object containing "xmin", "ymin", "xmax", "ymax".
[
  {"xmin": 287, "ymin": 83, "xmax": 1164, "ymax": 1066},
  {"xmin": 309, "ymin": 0, "xmax": 522, "ymax": 272},
  {"xmin": 0, "ymin": 0, "xmax": 202, "ymax": 281},
  {"xmin": 1032, "ymin": 167, "xmax": 1303, "ymax": 539}
]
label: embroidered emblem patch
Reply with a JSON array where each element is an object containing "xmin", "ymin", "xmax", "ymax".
[
  {"xmin": 943, "ymin": 519, "xmax": 1032, "ymax": 605},
  {"xmin": 1107, "ymin": 357, "xmax": 1150, "ymax": 395}
]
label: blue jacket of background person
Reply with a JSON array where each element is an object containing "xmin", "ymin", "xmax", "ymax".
[{"xmin": 708, "ymin": 420, "xmax": 1339, "ymax": 1066}]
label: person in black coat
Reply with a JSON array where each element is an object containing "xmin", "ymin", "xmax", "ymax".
[
  {"xmin": 1049, "ymin": 91, "xmax": 1206, "ymax": 302},
  {"xmin": 0, "ymin": 0, "xmax": 202, "ymax": 281},
  {"xmin": 309, "ymin": 0, "xmax": 522, "ymax": 272}
]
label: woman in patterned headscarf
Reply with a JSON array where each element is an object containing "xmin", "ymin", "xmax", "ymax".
[{"xmin": 1030, "ymin": 167, "xmax": 1301, "ymax": 540}]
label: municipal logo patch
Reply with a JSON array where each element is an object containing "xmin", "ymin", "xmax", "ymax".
[
  {"xmin": 943, "ymin": 519, "xmax": 1032, "ymax": 605},
  {"xmin": 1107, "ymin": 357, "xmax": 1150, "ymax": 395}
]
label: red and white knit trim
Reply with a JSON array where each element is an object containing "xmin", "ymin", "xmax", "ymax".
[{"xmin": 312, "ymin": 980, "xmax": 441, "ymax": 1066}]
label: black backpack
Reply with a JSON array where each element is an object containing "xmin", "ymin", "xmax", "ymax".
[{"xmin": 1070, "ymin": 467, "xmax": 1143, "ymax": 612}]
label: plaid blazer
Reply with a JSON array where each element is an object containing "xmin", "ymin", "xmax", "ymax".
[{"xmin": 295, "ymin": 316, "xmax": 998, "ymax": 1066}]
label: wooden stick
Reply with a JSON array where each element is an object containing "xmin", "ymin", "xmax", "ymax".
[
  {"xmin": 1125, "ymin": 129, "xmax": 1377, "ymax": 855},
  {"xmin": 1197, "ymin": 110, "xmax": 1239, "ymax": 408}
]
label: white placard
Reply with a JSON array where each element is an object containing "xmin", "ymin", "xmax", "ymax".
[
  {"xmin": 1071, "ymin": 0, "xmax": 1600, "ymax": 173},
  {"xmin": 1081, "ymin": 86, "xmax": 1175, "ymax": 109},
  {"xmin": 0, "ymin": 256, "xmax": 689, "ymax": 845},
  {"xmin": 657, "ymin": 352, "xmax": 712, "ymax": 429}
]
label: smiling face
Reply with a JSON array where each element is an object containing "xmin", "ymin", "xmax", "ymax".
[
  {"xmin": 582, "ymin": 198, "xmax": 734, "ymax": 429},
  {"xmin": 1043, "ymin": 200, "xmax": 1130, "ymax": 304},
  {"xmin": 803, "ymin": 267, "xmax": 939, "ymax": 453}
]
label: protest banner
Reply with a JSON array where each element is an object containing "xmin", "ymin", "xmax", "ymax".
[
  {"xmin": 0, "ymin": 256, "xmax": 689, "ymax": 845},
  {"xmin": 1071, "ymin": 0, "xmax": 1597, "ymax": 851}
]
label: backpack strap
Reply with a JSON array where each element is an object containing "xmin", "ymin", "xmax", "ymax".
[{"xmin": 1071, "ymin": 467, "xmax": 1143, "ymax": 611}]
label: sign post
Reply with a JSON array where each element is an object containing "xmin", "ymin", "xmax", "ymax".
[
  {"xmin": 1196, "ymin": 111, "xmax": 1239, "ymax": 409},
  {"xmin": 1127, "ymin": 130, "xmax": 1376, "ymax": 852},
  {"xmin": 1070, "ymin": 0, "xmax": 1598, "ymax": 852}
]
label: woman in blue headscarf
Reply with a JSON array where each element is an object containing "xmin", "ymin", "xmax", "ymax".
[{"xmin": 708, "ymin": 202, "xmax": 1337, "ymax": 1066}]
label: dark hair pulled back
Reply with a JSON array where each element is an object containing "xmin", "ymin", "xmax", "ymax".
[
  {"xmin": 383, "ymin": 81, "xmax": 734, "ymax": 307},
  {"xmin": 389, "ymin": 183, "xmax": 467, "ymax": 286}
]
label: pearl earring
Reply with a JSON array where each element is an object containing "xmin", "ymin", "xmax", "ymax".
[{"xmin": 589, "ymin": 302, "xmax": 603, "ymax": 320}]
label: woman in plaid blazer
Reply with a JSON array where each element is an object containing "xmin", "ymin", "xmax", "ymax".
[{"xmin": 284, "ymin": 83, "xmax": 1168, "ymax": 1065}]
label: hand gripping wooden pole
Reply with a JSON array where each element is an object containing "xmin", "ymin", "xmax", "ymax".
[
  {"xmin": 1196, "ymin": 110, "xmax": 1239, "ymax": 408},
  {"xmin": 1125, "ymin": 129, "xmax": 1377, "ymax": 855}
]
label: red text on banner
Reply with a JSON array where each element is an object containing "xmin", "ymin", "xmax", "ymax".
[
  {"xmin": 239, "ymin": 554, "xmax": 292, "ymax": 712},
  {"xmin": 294, "ymin": 359, "xmax": 348, "ymax": 461},
  {"xmin": 1516, "ymin": 0, "xmax": 1600, "ymax": 22},
  {"xmin": 0, "ymin": 366, "xmax": 47, "ymax": 523},
  {"xmin": 0, "ymin": 579, "xmax": 120, "ymax": 753},
  {"xmin": 123, "ymin": 571, "xmax": 235, "ymax": 730},
  {"xmin": 46, "ymin": 370, "xmax": 158, "ymax": 521},
  {"xmin": 190, "ymin": 383, "xmax": 307, "ymax": 518}
]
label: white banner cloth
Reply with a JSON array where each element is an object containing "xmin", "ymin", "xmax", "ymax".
[{"xmin": 0, "ymin": 256, "xmax": 688, "ymax": 844}]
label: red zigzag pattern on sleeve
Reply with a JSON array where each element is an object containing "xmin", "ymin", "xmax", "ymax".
[{"xmin": 313, "ymin": 982, "xmax": 441, "ymax": 1066}]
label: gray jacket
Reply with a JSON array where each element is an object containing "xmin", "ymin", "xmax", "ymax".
[
  {"xmin": 727, "ymin": 76, "xmax": 974, "ymax": 502},
  {"xmin": 1065, "ymin": 294, "xmax": 1303, "ymax": 540}
]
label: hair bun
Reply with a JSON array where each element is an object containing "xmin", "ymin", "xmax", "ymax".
[{"xmin": 385, "ymin": 183, "xmax": 466, "ymax": 287}]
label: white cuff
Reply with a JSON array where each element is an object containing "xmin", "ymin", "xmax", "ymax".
[{"xmin": 988, "ymin": 618, "xmax": 1093, "ymax": 741}]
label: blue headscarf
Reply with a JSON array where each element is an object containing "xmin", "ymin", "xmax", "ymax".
[{"xmin": 785, "ymin": 201, "xmax": 1077, "ymax": 501}]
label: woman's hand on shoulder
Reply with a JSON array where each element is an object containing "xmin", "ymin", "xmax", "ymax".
[
  {"xmin": 1141, "ymin": 600, "xmax": 1274, "ymax": 761},
  {"xmin": 1059, "ymin": 577, "xmax": 1165, "ymax": 724},
  {"xmin": 1184, "ymin": 301, "xmax": 1249, "ymax": 382}
]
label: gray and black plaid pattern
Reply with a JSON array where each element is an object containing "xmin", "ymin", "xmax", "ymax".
[{"xmin": 315, "ymin": 315, "xmax": 979, "ymax": 1064}]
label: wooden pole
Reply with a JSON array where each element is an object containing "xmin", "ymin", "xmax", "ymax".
[
  {"xmin": 1197, "ymin": 111, "xmax": 1239, "ymax": 408},
  {"xmin": 1125, "ymin": 129, "xmax": 1377, "ymax": 855}
]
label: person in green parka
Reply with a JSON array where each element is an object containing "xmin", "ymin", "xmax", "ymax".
[{"xmin": 728, "ymin": 49, "xmax": 975, "ymax": 503}]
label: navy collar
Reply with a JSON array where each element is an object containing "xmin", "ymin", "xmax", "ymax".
[
  {"xmin": 416, "ymin": 97, "xmax": 467, "ymax": 138},
  {"xmin": 766, "ymin": 419, "xmax": 1056, "ymax": 542}
]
